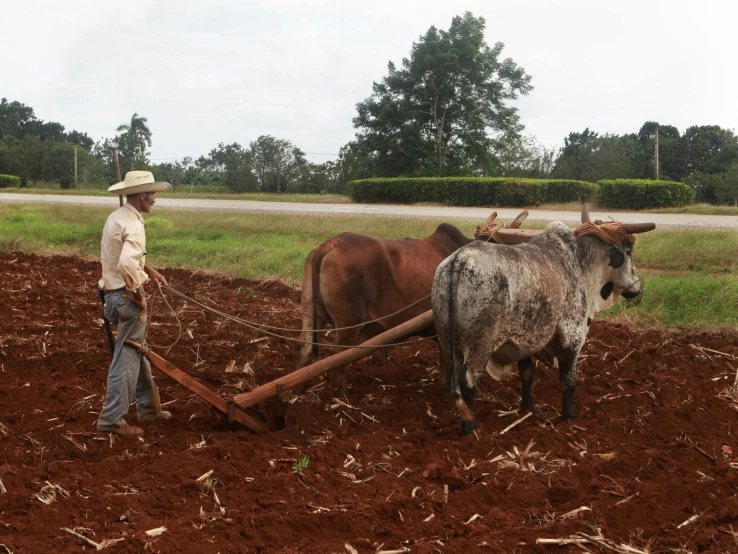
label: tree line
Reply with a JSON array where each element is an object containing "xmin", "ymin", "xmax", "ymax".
[{"xmin": 1, "ymin": 11, "xmax": 737, "ymax": 203}]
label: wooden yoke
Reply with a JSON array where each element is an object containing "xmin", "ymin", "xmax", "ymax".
[
  {"xmin": 475, "ymin": 210, "xmax": 540, "ymax": 245},
  {"xmin": 232, "ymin": 310, "xmax": 435, "ymax": 410},
  {"xmin": 493, "ymin": 228, "xmax": 540, "ymax": 245}
]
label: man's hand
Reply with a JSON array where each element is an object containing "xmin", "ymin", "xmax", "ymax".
[
  {"xmin": 144, "ymin": 265, "xmax": 168, "ymax": 287},
  {"xmin": 124, "ymin": 287, "xmax": 148, "ymax": 315}
]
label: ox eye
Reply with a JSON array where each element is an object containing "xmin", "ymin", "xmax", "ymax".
[{"xmin": 626, "ymin": 249, "xmax": 632, "ymax": 257}]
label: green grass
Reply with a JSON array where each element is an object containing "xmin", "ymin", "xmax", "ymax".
[
  {"xmin": 535, "ymin": 202, "xmax": 738, "ymax": 215},
  {"xmin": 633, "ymin": 229, "xmax": 738, "ymax": 273},
  {"xmin": 606, "ymin": 272, "xmax": 738, "ymax": 329},
  {"xmin": 0, "ymin": 202, "xmax": 736, "ymax": 329},
  {"xmin": 649, "ymin": 203, "xmax": 738, "ymax": 216}
]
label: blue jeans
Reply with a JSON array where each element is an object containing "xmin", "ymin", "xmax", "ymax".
[{"xmin": 97, "ymin": 291, "xmax": 160, "ymax": 429}]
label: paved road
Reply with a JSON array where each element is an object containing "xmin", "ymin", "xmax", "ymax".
[{"xmin": 1, "ymin": 192, "xmax": 736, "ymax": 228}]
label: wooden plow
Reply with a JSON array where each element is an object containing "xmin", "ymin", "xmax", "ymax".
[
  {"xmin": 125, "ymin": 310, "xmax": 434, "ymax": 433},
  {"xmin": 122, "ymin": 210, "xmax": 540, "ymax": 433}
]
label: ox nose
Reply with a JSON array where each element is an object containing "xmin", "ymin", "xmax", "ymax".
[{"xmin": 621, "ymin": 278, "xmax": 642, "ymax": 299}]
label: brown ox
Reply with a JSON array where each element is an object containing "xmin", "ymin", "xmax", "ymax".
[{"xmin": 296, "ymin": 212, "xmax": 529, "ymax": 397}]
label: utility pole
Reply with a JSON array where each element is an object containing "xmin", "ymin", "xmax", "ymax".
[
  {"xmin": 114, "ymin": 150, "xmax": 123, "ymax": 207},
  {"xmin": 276, "ymin": 142, "xmax": 282, "ymax": 194},
  {"xmin": 74, "ymin": 146, "xmax": 78, "ymax": 186},
  {"xmin": 654, "ymin": 124, "xmax": 660, "ymax": 180}
]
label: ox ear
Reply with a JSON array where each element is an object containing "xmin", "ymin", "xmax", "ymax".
[{"xmin": 608, "ymin": 247, "xmax": 625, "ymax": 268}]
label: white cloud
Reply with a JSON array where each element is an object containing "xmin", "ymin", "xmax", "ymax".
[{"xmin": 3, "ymin": 0, "xmax": 736, "ymax": 161}]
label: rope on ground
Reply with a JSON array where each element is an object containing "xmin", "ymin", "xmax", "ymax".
[{"xmin": 148, "ymin": 285, "xmax": 437, "ymax": 349}]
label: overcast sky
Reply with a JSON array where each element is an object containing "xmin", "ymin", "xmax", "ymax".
[{"xmin": 2, "ymin": 0, "xmax": 735, "ymax": 162}]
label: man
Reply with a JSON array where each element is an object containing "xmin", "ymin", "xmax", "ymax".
[{"xmin": 96, "ymin": 170, "xmax": 172, "ymax": 437}]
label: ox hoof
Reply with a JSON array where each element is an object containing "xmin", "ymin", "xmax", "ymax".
[
  {"xmin": 518, "ymin": 403, "xmax": 539, "ymax": 416},
  {"xmin": 561, "ymin": 412, "xmax": 578, "ymax": 421},
  {"xmin": 518, "ymin": 402, "xmax": 541, "ymax": 416},
  {"xmin": 460, "ymin": 419, "xmax": 477, "ymax": 436}
]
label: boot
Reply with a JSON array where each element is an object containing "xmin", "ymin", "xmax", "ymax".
[
  {"xmin": 138, "ymin": 410, "xmax": 172, "ymax": 422},
  {"xmin": 97, "ymin": 419, "xmax": 144, "ymax": 437}
]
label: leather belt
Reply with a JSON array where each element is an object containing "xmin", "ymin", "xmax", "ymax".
[{"xmin": 104, "ymin": 287, "xmax": 127, "ymax": 294}]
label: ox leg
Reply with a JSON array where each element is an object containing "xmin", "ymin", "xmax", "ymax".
[
  {"xmin": 454, "ymin": 362, "xmax": 479, "ymax": 435},
  {"xmin": 558, "ymin": 349, "xmax": 578, "ymax": 420},
  {"xmin": 359, "ymin": 324, "xmax": 389, "ymax": 367},
  {"xmin": 334, "ymin": 327, "xmax": 362, "ymax": 398},
  {"xmin": 454, "ymin": 349, "xmax": 489, "ymax": 435},
  {"xmin": 459, "ymin": 381, "xmax": 477, "ymax": 435},
  {"xmin": 518, "ymin": 357, "xmax": 536, "ymax": 414}
]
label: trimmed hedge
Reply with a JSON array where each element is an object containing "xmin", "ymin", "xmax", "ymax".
[
  {"xmin": 597, "ymin": 179, "xmax": 695, "ymax": 209},
  {"xmin": 0, "ymin": 174, "xmax": 21, "ymax": 188},
  {"xmin": 347, "ymin": 177, "xmax": 599, "ymax": 207}
]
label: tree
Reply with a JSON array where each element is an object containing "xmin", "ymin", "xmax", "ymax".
[
  {"xmin": 116, "ymin": 112, "xmax": 152, "ymax": 172},
  {"xmin": 353, "ymin": 12, "xmax": 532, "ymax": 177},
  {"xmin": 250, "ymin": 135, "xmax": 306, "ymax": 193},
  {"xmin": 0, "ymin": 98, "xmax": 37, "ymax": 139},
  {"xmin": 716, "ymin": 164, "xmax": 738, "ymax": 206},
  {"xmin": 29, "ymin": 121, "xmax": 66, "ymax": 142},
  {"xmin": 638, "ymin": 121, "xmax": 687, "ymax": 180},
  {"xmin": 152, "ymin": 157, "xmax": 199, "ymax": 190},
  {"xmin": 493, "ymin": 135, "xmax": 555, "ymax": 178},
  {"xmin": 66, "ymin": 130, "xmax": 95, "ymax": 150},
  {"xmin": 201, "ymin": 142, "xmax": 258, "ymax": 192},
  {"xmin": 553, "ymin": 130, "xmax": 648, "ymax": 182},
  {"xmin": 553, "ymin": 129, "xmax": 599, "ymax": 180},
  {"xmin": 91, "ymin": 137, "xmax": 121, "ymax": 183},
  {"xmin": 688, "ymin": 164, "xmax": 738, "ymax": 205},
  {"xmin": 0, "ymin": 135, "xmax": 45, "ymax": 182},
  {"xmin": 41, "ymin": 142, "xmax": 76, "ymax": 188},
  {"xmin": 681, "ymin": 125, "xmax": 738, "ymax": 176}
]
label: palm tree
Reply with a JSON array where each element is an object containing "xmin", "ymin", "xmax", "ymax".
[
  {"xmin": 116, "ymin": 113, "xmax": 152, "ymax": 171},
  {"xmin": 116, "ymin": 112, "xmax": 152, "ymax": 147}
]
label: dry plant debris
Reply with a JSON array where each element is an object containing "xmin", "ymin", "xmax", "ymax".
[{"xmin": 1, "ymin": 252, "xmax": 738, "ymax": 553}]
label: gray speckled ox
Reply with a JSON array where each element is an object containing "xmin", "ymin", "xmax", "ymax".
[{"xmin": 431, "ymin": 206, "xmax": 655, "ymax": 435}]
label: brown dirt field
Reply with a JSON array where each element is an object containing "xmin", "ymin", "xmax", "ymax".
[{"xmin": 1, "ymin": 251, "xmax": 738, "ymax": 553}]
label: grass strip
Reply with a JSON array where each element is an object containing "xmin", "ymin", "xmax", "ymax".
[{"xmin": 0, "ymin": 203, "xmax": 735, "ymax": 329}]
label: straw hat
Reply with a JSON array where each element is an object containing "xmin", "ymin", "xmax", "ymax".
[{"xmin": 108, "ymin": 171, "xmax": 172, "ymax": 195}]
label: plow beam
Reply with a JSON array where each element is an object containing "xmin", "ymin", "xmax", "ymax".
[
  {"xmin": 232, "ymin": 310, "xmax": 434, "ymax": 410},
  {"xmin": 124, "ymin": 339, "xmax": 269, "ymax": 433}
]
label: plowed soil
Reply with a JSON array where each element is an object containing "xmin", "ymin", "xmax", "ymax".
[{"xmin": 1, "ymin": 250, "xmax": 738, "ymax": 553}]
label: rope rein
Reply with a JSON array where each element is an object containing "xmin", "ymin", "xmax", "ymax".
[
  {"xmin": 144, "ymin": 283, "xmax": 183, "ymax": 350},
  {"xmin": 145, "ymin": 284, "xmax": 436, "ymax": 350},
  {"xmin": 166, "ymin": 286, "xmax": 431, "ymax": 334}
]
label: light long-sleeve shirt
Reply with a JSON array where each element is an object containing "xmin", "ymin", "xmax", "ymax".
[{"xmin": 99, "ymin": 203, "xmax": 149, "ymax": 292}]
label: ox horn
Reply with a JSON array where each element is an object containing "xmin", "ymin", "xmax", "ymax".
[
  {"xmin": 508, "ymin": 209, "xmax": 529, "ymax": 229},
  {"xmin": 581, "ymin": 203, "xmax": 591, "ymax": 224},
  {"xmin": 621, "ymin": 222, "xmax": 656, "ymax": 233}
]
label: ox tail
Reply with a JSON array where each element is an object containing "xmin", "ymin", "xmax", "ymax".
[
  {"xmin": 446, "ymin": 253, "xmax": 459, "ymax": 393},
  {"xmin": 309, "ymin": 240, "xmax": 335, "ymax": 363},
  {"xmin": 446, "ymin": 254, "xmax": 475, "ymax": 425}
]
